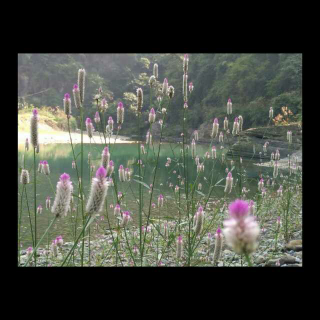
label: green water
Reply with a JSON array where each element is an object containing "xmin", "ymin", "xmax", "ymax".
[{"xmin": 18, "ymin": 142, "xmax": 272, "ymax": 249}]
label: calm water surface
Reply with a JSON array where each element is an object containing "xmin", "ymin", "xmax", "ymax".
[{"xmin": 18, "ymin": 142, "xmax": 272, "ymax": 249}]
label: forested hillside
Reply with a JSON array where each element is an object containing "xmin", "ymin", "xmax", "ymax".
[{"xmin": 18, "ymin": 53, "xmax": 302, "ymax": 136}]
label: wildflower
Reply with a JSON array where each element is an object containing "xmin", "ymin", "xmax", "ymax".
[
  {"xmin": 273, "ymin": 161, "xmax": 279, "ymax": 178},
  {"xmin": 153, "ymin": 63, "xmax": 158, "ymax": 79},
  {"xmin": 121, "ymin": 211, "xmax": 131, "ymax": 227},
  {"xmin": 51, "ymin": 173, "xmax": 73, "ymax": 218},
  {"xmin": 232, "ymin": 117, "xmax": 240, "ymax": 136},
  {"xmin": 140, "ymin": 144, "xmax": 146, "ymax": 154},
  {"xmin": 20, "ymin": 169, "xmax": 30, "ymax": 184},
  {"xmin": 189, "ymin": 82, "xmax": 194, "ymax": 93},
  {"xmin": 224, "ymin": 117, "xmax": 229, "ymax": 130},
  {"xmin": 26, "ymin": 247, "xmax": 33, "ymax": 259},
  {"xmin": 168, "ymin": 85, "xmax": 174, "ymax": 99},
  {"xmin": 213, "ymin": 228, "xmax": 223, "ymax": 265},
  {"xmin": 276, "ymin": 216, "xmax": 281, "ymax": 227},
  {"xmin": 125, "ymin": 168, "xmax": 131, "ymax": 181},
  {"xmin": 230, "ymin": 160, "xmax": 234, "ymax": 167},
  {"xmin": 162, "ymin": 78, "xmax": 168, "ymax": 96},
  {"xmin": 248, "ymin": 200, "xmax": 255, "ymax": 215},
  {"xmin": 198, "ymin": 183, "xmax": 202, "ymax": 190},
  {"xmin": 30, "ymin": 109, "xmax": 39, "ymax": 148},
  {"xmin": 183, "ymin": 54, "xmax": 189, "ymax": 74},
  {"xmin": 117, "ymin": 102, "xmax": 124, "ymax": 124},
  {"xmin": 194, "ymin": 130, "xmax": 199, "ymax": 141},
  {"xmin": 56, "ymin": 235, "xmax": 63, "ymax": 247},
  {"xmin": 51, "ymin": 240, "xmax": 58, "ymax": 257},
  {"xmin": 119, "ymin": 165, "xmax": 125, "ymax": 182},
  {"xmin": 106, "ymin": 160, "xmax": 114, "ymax": 177},
  {"xmin": 221, "ymin": 153, "xmax": 225, "ymax": 162},
  {"xmin": 258, "ymin": 178, "xmax": 264, "ymax": 192},
  {"xmin": 157, "ymin": 96, "xmax": 162, "ymax": 103},
  {"xmin": 223, "ymin": 199, "xmax": 260, "ymax": 255},
  {"xmin": 176, "ymin": 236, "xmax": 183, "ymax": 259},
  {"xmin": 287, "ymin": 131, "xmax": 292, "ymax": 144},
  {"xmin": 78, "ymin": 68, "xmax": 86, "ymax": 104},
  {"xmin": 175, "ymin": 185, "xmax": 179, "ymax": 193},
  {"xmin": 193, "ymin": 206, "xmax": 204, "ymax": 236},
  {"xmin": 149, "ymin": 108, "xmax": 156, "ymax": 123},
  {"xmin": 72, "ymin": 160, "xmax": 76, "ymax": 169},
  {"xmin": 212, "ymin": 118, "xmax": 219, "ymax": 138},
  {"xmin": 149, "ymin": 75, "xmax": 156, "ymax": 87},
  {"xmin": 85, "ymin": 118, "xmax": 93, "ymax": 139},
  {"xmin": 94, "ymin": 111, "xmax": 100, "ymax": 124},
  {"xmin": 42, "ymin": 160, "xmax": 50, "ymax": 175},
  {"xmin": 269, "ymin": 107, "xmax": 273, "ymax": 119},
  {"xmin": 263, "ymin": 142, "xmax": 268, "ymax": 153},
  {"xmin": 45, "ymin": 196, "xmax": 51, "ymax": 210},
  {"xmin": 191, "ymin": 139, "xmax": 196, "ymax": 158},
  {"xmin": 100, "ymin": 147, "xmax": 110, "ymax": 170},
  {"xmin": 275, "ymin": 149, "xmax": 280, "ymax": 161},
  {"xmin": 146, "ymin": 131, "xmax": 152, "ymax": 145},
  {"xmin": 37, "ymin": 205, "xmax": 43, "ymax": 214},
  {"xmin": 158, "ymin": 194, "xmax": 164, "ymax": 207},
  {"xmin": 238, "ymin": 115, "xmax": 243, "ymax": 131},
  {"xmin": 101, "ymin": 98, "xmax": 108, "ymax": 112},
  {"xmin": 114, "ymin": 204, "xmax": 121, "ymax": 216},
  {"xmin": 224, "ymin": 172, "xmax": 233, "ymax": 193},
  {"xmin": 161, "ymin": 108, "xmax": 167, "ymax": 114},
  {"xmin": 63, "ymin": 93, "xmax": 71, "ymax": 118},
  {"xmin": 183, "ymin": 74, "xmax": 188, "ymax": 101},
  {"xmin": 227, "ymin": 98, "xmax": 232, "ymax": 115},
  {"xmin": 73, "ymin": 84, "xmax": 81, "ymax": 109},
  {"xmin": 136, "ymin": 88, "xmax": 143, "ymax": 113},
  {"xmin": 240, "ymin": 157, "xmax": 243, "ymax": 164},
  {"xmin": 184, "ymin": 102, "xmax": 188, "ymax": 109},
  {"xmin": 271, "ymin": 152, "xmax": 275, "ymax": 160},
  {"xmin": 261, "ymin": 188, "xmax": 267, "ymax": 198},
  {"xmin": 219, "ymin": 132, "xmax": 224, "ymax": 143},
  {"xmin": 212, "ymin": 146, "xmax": 217, "ymax": 159},
  {"xmin": 86, "ymin": 167, "xmax": 109, "ymax": 214}
]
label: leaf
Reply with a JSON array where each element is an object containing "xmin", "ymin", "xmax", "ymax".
[
  {"xmin": 196, "ymin": 190, "xmax": 205, "ymax": 197},
  {"xmin": 214, "ymin": 178, "xmax": 224, "ymax": 186},
  {"xmin": 133, "ymin": 179, "xmax": 150, "ymax": 189}
]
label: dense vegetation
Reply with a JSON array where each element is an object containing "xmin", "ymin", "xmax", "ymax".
[{"xmin": 18, "ymin": 53, "xmax": 302, "ymax": 135}]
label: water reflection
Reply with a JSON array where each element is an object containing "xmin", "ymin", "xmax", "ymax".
[{"xmin": 18, "ymin": 142, "xmax": 271, "ymax": 249}]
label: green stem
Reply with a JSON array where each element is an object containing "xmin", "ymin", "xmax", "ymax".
[
  {"xmin": 33, "ymin": 147, "xmax": 37, "ymax": 266},
  {"xmin": 244, "ymin": 253, "xmax": 252, "ymax": 267}
]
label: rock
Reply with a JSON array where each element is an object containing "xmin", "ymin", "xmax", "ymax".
[
  {"xmin": 223, "ymin": 250, "xmax": 233, "ymax": 255},
  {"xmin": 295, "ymin": 251, "xmax": 303, "ymax": 259},
  {"xmin": 279, "ymin": 254, "xmax": 297, "ymax": 265},
  {"xmin": 265, "ymin": 259, "xmax": 280, "ymax": 267},
  {"xmin": 255, "ymin": 256, "xmax": 267, "ymax": 264},
  {"xmin": 285, "ymin": 240, "xmax": 302, "ymax": 251}
]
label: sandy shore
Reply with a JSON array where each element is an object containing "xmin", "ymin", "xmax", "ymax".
[{"xmin": 18, "ymin": 130, "xmax": 137, "ymax": 145}]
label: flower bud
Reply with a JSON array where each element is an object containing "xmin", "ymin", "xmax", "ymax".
[
  {"xmin": 121, "ymin": 211, "xmax": 131, "ymax": 227},
  {"xmin": 193, "ymin": 206, "xmax": 204, "ymax": 236},
  {"xmin": 153, "ymin": 63, "xmax": 158, "ymax": 79},
  {"xmin": 85, "ymin": 118, "xmax": 93, "ymax": 139},
  {"xmin": 189, "ymin": 82, "xmax": 194, "ymax": 93},
  {"xmin": 20, "ymin": 169, "xmax": 30, "ymax": 184},
  {"xmin": 118, "ymin": 165, "xmax": 125, "ymax": 182},
  {"xmin": 94, "ymin": 111, "xmax": 100, "ymax": 124},
  {"xmin": 149, "ymin": 75, "xmax": 156, "ymax": 87},
  {"xmin": 42, "ymin": 160, "xmax": 50, "ymax": 175},
  {"xmin": 106, "ymin": 160, "xmax": 114, "ymax": 177},
  {"xmin": 125, "ymin": 168, "xmax": 131, "ymax": 181},
  {"xmin": 158, "ymin": 194, "xmax": 164, "ymax": 207},
  {"xmin": 162, "ymin": 78, "xmax": 168, "ymax": 96},
  {"xmin": 227, "ymin": 98, "xmax": 232, "ymax": 115},
  {"xmin": 224, "ymin": 117, "xmax": 229, "ymax": 131},
  {"xmin": 183, "ymin": 54, "xmax": 189, "ymax": 74},
  {"xmin": 72, "ymin": 84, "xmax": 81, "ymax": 109},
  {"xmin": 78, "ymin": 68, "xmax": 86, "ymax": 104},
  {"xmin": 46, "ymin": 196, "xmax": 51, "ymax": 210},
  {"xmin": 30, "ymin": 109, "xmax": 39, "ymax": 148},
  {"xmin": 224, "ymin": 172, "xmax": 233, "ymax": 193},
  {"xmin": 219, "ymin": 132, "xmax": 224, "ymax": 143},
  {"xmin": 117, "ymin": 102, "xmax": 124, "ymax": 124},
  {"xmin": 269, "ymin": 107, "xmax": 274, "ymax": 119},
  {"xmin": 212, "ymin": 118, "xmax": 219, "ymax": 138},
  {"xmin": 137, "ymin": 88, "xmax": 143, "ymax": 112},
  {"xmin": 168, "ymin": 85, "xmax": 174, "ymax": 99},
  {"xmin": 63, "ymin": 93, "xmax": 71, "ymax": 118},
  {"xmin": 176, "ymin": 235, "xmax": 183, "ymax": 259},
  {"xmin": 149, "ymin": 108, "xmax": 156, "ymax": 123},
  {"xmin": 213, "ymin": 228, "xmax": 223, "ymax": 265},
  {"xmin": 238, "ymin": 115, "xmax": 243, "ymax": 131},
  {"xmin": 211, "ymin": 146, "xmax": 217, "ymax": 159},
  {"xmin": 146, "ymin": 131, "xmax": 152, "ymax": 145},
  {"xmin": 191, "ymin": 139, "xmax": 196, "ymax": 159}
]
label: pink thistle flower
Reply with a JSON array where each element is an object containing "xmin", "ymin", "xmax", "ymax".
[
  {"xmin": 73, "ymin": 84, "xmax": 81, "ymax": 109},
  {"xmin": 56, "ymin": 235, "xmax": 63, "ymax": 247},
  {"xmin": 51, "ymin": 173, "xmax": 73, "ymax": 217},
  {"xmin": 149, "ymin": 108, "xmax": 156, "ymax": 123},
  {"xmin": 85, "ymin": 118, "xmax": 93, "ymax": 138},
  {"xmin": 37, "ymin": 205, "xmax": 43, "ymax": 214},
  {"xmin": 224, "ymin": 172, "xmax": 233, "ymax": 193},
  {"xmin": 63, "ymin": 93, "xmax": 72, "ymax": 118},
  {"xmin": 94, "ymin": 111, "xmax": 100, "ymax": 123},
  {"xmin": 117, "ymin": 102, "xmax": 124, "ymax": 124},
  {"xmin": 121, "ymin": 211, "xmax": 131, "ymax": 227},
  {"xmin": 189, "ymin": 82, "xmax": 194, "ymax": 93},
  {"xmin": 223, "ymin": 199, "xmax": 260, "ymax": 255},
  {"xmin": 158, "ymin": 194, "xmax": 164, "ymax": 207},
  {"xmin": 213, "ymin": 228, "xmax": 223, "ymax": 265},
  {"xmin": 30, "ymin": 109, "xmax": 39, "ymax": 148},
  {"xmin": 212, "ymin": 118, "xmax": 219, "ymax": 138},
  {"xmin": 176, "ymin": 235, "xmax": 183, "ymax": 259},
  {"xmin": 118, "ymin": 164, "xmax": 125, "ymax": 182},
  {"xmin": 42, "ymin": 160, "xmax": 50, "ymax": 175},
  {"xmin": 106, "ymin": 160, "xmax": 114, "ymax": 176},
  {"xmin": 86, "ymin": 166, "xmax": 108, "ymax": 214}
]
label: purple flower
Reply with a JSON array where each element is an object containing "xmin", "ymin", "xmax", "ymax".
[{"xmin": 228, "ymin": 199, "xmax": 249, "ymax": 219}]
